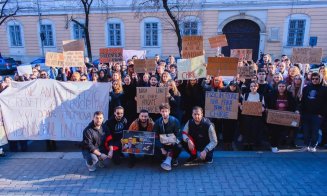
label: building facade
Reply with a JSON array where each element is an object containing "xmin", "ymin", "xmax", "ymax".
[{"xmin": 1, "ymin": 0, "xmax": 327, "ymax": 63}]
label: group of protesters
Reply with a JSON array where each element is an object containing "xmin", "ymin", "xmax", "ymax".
[{"xmin": 0, "ymin": 52, "xmax": 327, "ymax": 171}]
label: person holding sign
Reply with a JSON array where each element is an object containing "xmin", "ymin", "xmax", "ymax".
[
  {"xmin": 153, "ymin": 103, "xmax": 182, "ymax": 171},
  {"xmin": 127, "ymin": 109, "xmax": 155, "ymax": 167},
  {"xmin": 182, "ymin": 106, "xmax": 218, "ymax": 165},
  {"xmin": 81, "ymin": 111, "xmax": 109, "ymax": 172},
  {"xmin": 266, "ymin": 81, "xmax": 298, "ymax": 153},
  {"xmin": 240, "ymin": 82, "xmax": 265, "ymax": 150}
]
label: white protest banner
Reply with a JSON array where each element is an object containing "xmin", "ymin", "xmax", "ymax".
[
  {"xmin": 123, "ymin": 50, "xmax": 146, "ymax": 62},
  {"xmin": 0, "ymin": 79, "xmax": 110, "ymax": 141},
  {"xmin": 0, "ymin": 107, "xmax": 8, "ymax": 146},
  {"xmin": 177, "ymin": 55, "xmax": 206, "ymax": 80},
  {"xmin": 17, "ymin": 65, "xmax": 33, "ymax": 76}
]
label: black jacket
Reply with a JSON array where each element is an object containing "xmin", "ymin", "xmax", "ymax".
[
  {"xmin": 301, "ymin": 84, "xmax": 326, "ymax": 115},
  {"xmin": 81, "ymin": 121, "xmax": 105, "ymax": 152}
]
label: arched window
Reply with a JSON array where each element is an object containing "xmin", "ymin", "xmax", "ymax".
[
  {"xmin": 140, "ymin": 17, "xmax": 161, "ymax": 47},
  {"xmin": 7, "ymin": 20, "xmax": 24, "ymax": 47},
  {"xmin": 181, "ymin": 16, "xmax": 201, "ymax": 36},
  {"xmin": 106, "ymin": 18, "xmax": 125, "ymax": 47},
  {"xmin": 38, "ymin": 19, "xmax": 56, "ymax": 47},
  {"xmin": 284, "ymin": 14, "xmax": 310, "ymax": 47}
]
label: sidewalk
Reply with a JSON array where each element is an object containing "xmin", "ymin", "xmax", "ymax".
[{"xmin": 0, "ymin": 151, "xmax": 326, "ymax": 196}]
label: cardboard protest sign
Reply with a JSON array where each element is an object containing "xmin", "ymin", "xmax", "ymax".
[
  {"xmin": 291, "ymin": 48, "xmax": 323, "ymax": 64},
  {"xmin": 230, "ymin": 49, "xmax": 253, "ymax": 61},
  {"xmin": 205, "ymin": 92, "xmax": 239, "ymax": 119},
  {"xmin": 63, "ymin": 51, "xmax": 85, "ymax": 67},
  {"xmin": 0, "ymin": 108, "xmax": 8, "ymax": 146},
  {"xmin": 122, "ymin": 130, "xmax": 155, "ymax": 155},
  {"xmin": 99, "ymin": 48, "xmax": 123, "ymax": 63},
  {"xmin": 0, "ymin": 79, "xmax": 110, "ymax": 141},
  {"xmin": 136, "ymin": 87, "xmax": 168, "ymax": 113},
  {"xmin": 182, "ymin": 36, "xmax": 203, "ymax": 59},
  {"xmin": 207, "ymin": 57, "xmax": 239, "ymax": 76},
  {"xmin": 123, "ymin": 50, "xmax": 146, "ymax": 62},
  {"xmin": 62, "ymin": 39, "xmax": 85, "ymax": 51},
  {"xmin": 17, "ymin": 65, "xmax": 33, "ymax": 76},
  {"xmin": 177, "ymin": 55, "xmax": 206, "ymax": 80},
  {"xmin": 133, "ymin": 59, "xmax": 156, "ymax": 73},
  {"xmin": 45, "ymin": 52, "xmax": 64, "ymax": 67},
  {"xmin": 208, "ymin": 35, "xmax": 228, "ymax": 48},
  {"xmin": 241, "ymin": 101, "xmax": 262, "ymax": 116},
  {"xmin": 266, "ymin": 109, "xmax": 300, "ymax": 127},
  {"xmin": 237, "ymin": 66, "xmax": 256, "ymax": 79}
]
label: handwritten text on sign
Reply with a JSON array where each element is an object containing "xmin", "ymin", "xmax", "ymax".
[
  {"xmin": 266, "ymin": 109, "xmax": 300, "ymax": 127},
  {"xmin": 205, "ymin": 92, "xmax": 239, "ymax": 119},
  {"xmin": 208, "ymin": 35, "xmax": 228, "ymax": 48},
  {"xmin": 230, "ymin": 49, "xmax": 253, "ymax": 61},
  {"xmin": 63, "ymin": 51, "xmax": 85, "ymax": 67},
  {"xmin": 45, "ymin": 52, "xmax": 64, "ymax": 67},
  {"xmin": 207, "ymin": 57, "xmax": 239, "ymax": 76},
  {"xmin": 99, "ymin": 48, "xmax": 123, "ymax": 63},
  {"xmin": 182, "ymin": 36, "xmax": 203, "ymax": 59},
  {"xmin": 0, "ymin": 80, "xmax": 110, "ymax": 141},
  {"xmin": 177, "ymin": 55, "xmax": 206, "ymax": 80},
  {"xmin": 136, "ymin": 87, "xmax": 168, "ymax": 113},
  {"xmin": 291, "ymin": 48, "xmax": 323, "ymax": 64},
  {"xmin": 133, "ymin": 59, "xmax": 156, "ymax": 73},
  {"xmin": 241, "ymin": 101, "xmax": 262, "ymax": 116}
]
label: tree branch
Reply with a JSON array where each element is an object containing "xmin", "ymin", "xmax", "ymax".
[{"xmin": 0, "ymin": 0, "xmax": 19, "ymax": 26}]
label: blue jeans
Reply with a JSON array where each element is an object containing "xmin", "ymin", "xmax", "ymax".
[
  {"xmin": 302, "ymin": 114, "xmax": 323, "ymax": 148},
  {"xmin": 82, "ymin": 150, "xmax": 99, "ymax": 165}
]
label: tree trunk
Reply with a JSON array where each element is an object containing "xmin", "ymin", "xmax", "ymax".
[
  {"xmin": 162, "ymin": 0, "xmax": 183, "ymax": 57},
  {"xmin": 84, "ymin": 14, "xmax": 92, "ymax": 61}
]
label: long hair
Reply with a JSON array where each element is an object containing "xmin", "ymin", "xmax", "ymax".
[
  {"xmin": 112, "ymin": 80, "xmax": 123, "ymax": 94},
  {"xmin": 168, "ymin": 80, "xmax": 181, "ymax": 96}
]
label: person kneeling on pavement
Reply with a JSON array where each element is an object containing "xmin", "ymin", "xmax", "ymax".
[
  {"xmin": 81, "ymin": 111, "xmax": 110, "ymax": 172},
  {"xmin": 153, "ymin": 103, "xmax": 182, "ymax": 171},
  {"xmin": 182, "ymin": 106, "xmax": 218, "ymax": 165}
]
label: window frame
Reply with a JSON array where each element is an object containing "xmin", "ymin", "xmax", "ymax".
[
  {"xmin": 6, "ymin": 20, "xmax": 24, "ymax": 48},
  {"xmin": 105, "ymin": 18, "xmax": 125, "ymax": 48},
  {"xmin": 38, "ymin": 19, "xmax": 56, "ymax": 48},
  {"xmin": 140, "ymin": 17, "xmax": 162, "ymax": 48},
  {"xmin": 283, "ymin": 14, "xmax": 310, "ymax": 48}
]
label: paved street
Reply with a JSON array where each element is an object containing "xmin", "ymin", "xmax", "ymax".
[{"xmin": 0, "ymin": 151, "xmax": 326, "ymax": 196}]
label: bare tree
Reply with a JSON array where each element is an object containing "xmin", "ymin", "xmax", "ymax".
[
  {"xmin": 70, "ymin": 0, "xmax": 93, "ymax": 61},
  {"xmin": 0, "ymin": 0, "xmax": 19, "ymax": 26},
  {"xmin": 132, "ymin": 0, "xmax": 203, "ymax": 57}
]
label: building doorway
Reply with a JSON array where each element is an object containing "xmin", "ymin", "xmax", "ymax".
[{"xmin": 222, "ymin": 19, "xmax": 260, "ymax": 62}]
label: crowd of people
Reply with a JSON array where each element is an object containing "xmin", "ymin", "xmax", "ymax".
[{"xmin": 0, "ymin": 53, "xmax": 327, "ymax": 171}]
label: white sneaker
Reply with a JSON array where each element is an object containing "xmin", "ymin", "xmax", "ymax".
[
  {"xmin": 299, "ymin": 146, "xmax": 309, "ymax": 152},
  {"xmin": 161, "ymin": 157, "xmax": 172, "ymax": 171},
  {"xmin": 271, "ymin": 147, "xmax": 278, "ymax": 153},
  {"xmin": 86, "ymin": 161, "xmax": 96, "ymax": 172},
  {"xmin": 308, "ymin": 147, "xmax": 317, "ymax": 152}
]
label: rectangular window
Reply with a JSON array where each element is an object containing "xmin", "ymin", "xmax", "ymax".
[
  {"xmin": 183, "ymin": 21, "xmax": 198, "ymax": 36},
  {"xmin": 73, "ymin": 23, "xmax": 85, "ymax": 40},
  {"xmin": 108, "ymin": 23, "xmax": 121, "ymax": 46},
  {"xmin": 41, "ymin": 24, "xmax": 54, "ymax": 46},
  {"xmin": 9, "ymin": 25, "xmax": 22, "ymax": 47},
  {"xmin": 287, "ymin": 19, "xmax": 305, "ymax": 46},
  {"xmin": 144, "ymin": 22, "xmax": 158, "ymax": 46}
]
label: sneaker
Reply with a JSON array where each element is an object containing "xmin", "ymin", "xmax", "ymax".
[
  {"xmin": 205, "ymin": 158, "xmax": 213, "ymax": 164},
  {"xmin": 172, "ymin": 159, "xmax": 179, "ymax": 167},
  {"xmin": 308, "ymin": 147, "xmax": 317, "ymax": 152},
  {"xmin": 161, "ymin": 162, "xmax": 172, "ymax": 171},
  {"xmin": 299, "ymin": 146, "xmax": 309, "ymax": 152},
  {"xmin": 161, "ymin": 158, "xmax": 172, "ymax": 171},
  {"xmin": 271, "ymin": 147, "xmax": 278, "ymax": 153},
  {"xmin": 85, "ymin": 161, "xmax": 96, "ymax": 172}
]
